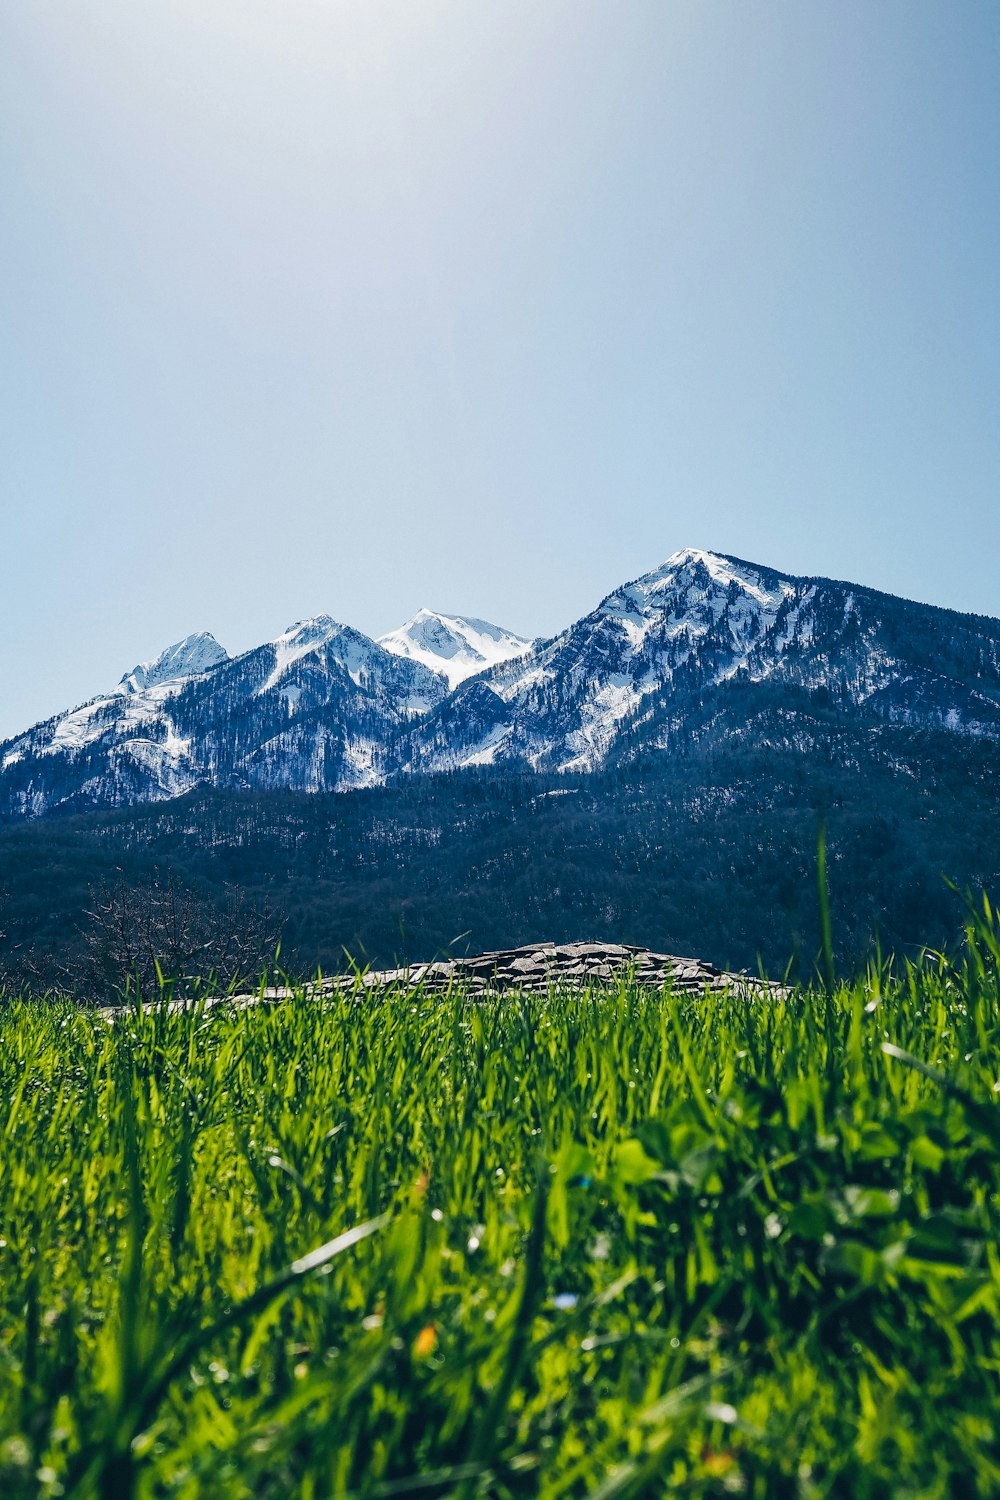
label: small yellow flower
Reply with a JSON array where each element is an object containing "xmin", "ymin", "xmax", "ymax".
[
  {"xmin": 413, "ymin": 1324, "xmax": 437, "ymax": 1358},
  {"xmin": 702, "ymin": 1448, "xmax": 735, "ymax": 1478}
]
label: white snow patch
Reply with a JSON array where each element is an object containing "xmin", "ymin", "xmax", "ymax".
[
  {"xmin": 454, "ymin": 723, "xmax": 513, "ymax": 767},
  {"xmin": 116, "ymin": 738, "xmax": 197, "ymax": 794},
  {"xmin": 379, "ymin": 609, "xmax": 532, "ymax": 690},
  {"xmin": 259, "ymin": 616, "xmax": 343, "ymax": 694},
  {"xmin": 48, "ymin": 698, "xmax": 119, "ymax": 752},
  {"xmin": 401, "ymin": 690, "xmax": 440, "ymax": 716},
  {"xmin": 338, "ymin": 737, "xmax": 382, "ymax": 788},
  {"xmin": 562, "ymin": 675, "xmax": 643, "ymax": 769},
  {"xmin": 161, "ymin": 723, "xmax": 192, "ymax": 762},
  {"xmin": 492, "ymin": 664, "xmax": 550, "ymax": 703},
  {"xmin": 653, "ymin": 548, "xmax": 794, "ymax": 613}
]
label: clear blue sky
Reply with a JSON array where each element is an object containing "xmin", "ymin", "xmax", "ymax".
[{"xmin": 2, "ymin": 1, "xmax": 999, "ymax": 738}]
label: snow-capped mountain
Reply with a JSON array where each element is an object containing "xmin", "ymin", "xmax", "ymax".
[
  {"xmin": 3, "ymin": 549, "xmax": 1000, "ymax": 818},
  {"xmin": 0, "ymin": 616, "xmax": 446, "ymax": 815},
  {"xmin": 378, "ymin": 610, "xmax": 532, "ymax": 689},
  {"xmin": 398, "ymin": 548, "xmax": 1000, "ymax": 774},
  {"xmin": 120, "ymin": 631, "xmax": 229, "ymax": 693},
  {"xmin": 1, "ymin": 630, "xmax": 231, "ymax": 777}
]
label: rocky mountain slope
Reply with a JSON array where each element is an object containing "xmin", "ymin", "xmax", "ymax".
[
  {"xmin": 401, "ymin": 549, "xmax": 1000, "ymax": 774},
  {"xmin": 1, "ymin": 617, "xmax": 448, "ymax": 815},
  {"xmin": 4, "ymin": 547, "xmax": 1000, "ymax": 817}
]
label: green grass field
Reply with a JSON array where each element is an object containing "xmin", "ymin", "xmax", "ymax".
[{"xmin": 2, "ymin": 916, "xmax": 999, "ymax": 1498}]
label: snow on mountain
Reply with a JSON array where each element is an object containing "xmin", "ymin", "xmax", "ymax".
[
  {"xmin": 398, "ymin": 549, "xmax": 800, "ymax": 773},
  {"xmin": 4, "ymin": 549, "xmax": 1000, "ymax": 818},
  {"xmin": 258, "ymin": 616, "xmax": 347, "ymax": 694},
  {"xmin": 400, "ymin": 548, "xmax": 1000, "ymax": 774},
  {"xmin": 582, "ymin": 548, "xmax": 795, "ymax": 671},
  {"xmin": 0, "ymin": 616, "xmax": 448, "ymax": 814},
  {"xmin": 121, "ymin": 631, "xmax": 229, "ymax": 693},
  {"xmin": 0, "ymin": 631, "xmax": 230, "ymax": 767},
  {"xmin": 378, "ymin": 609, "xmax": 532, "ymax": 690}
]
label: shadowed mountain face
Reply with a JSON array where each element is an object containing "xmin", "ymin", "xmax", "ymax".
[
  {"xmin": 5, "ymin": 723, "xmax": 1000, "ymax": 986},
  {"xmin": 4, "ymin": 548, "xmax": 1000, "ymax": 818}
]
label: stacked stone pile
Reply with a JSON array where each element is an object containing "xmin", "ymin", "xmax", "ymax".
[
  {"xmin": 180, "ymin": 942, "xmax": 777, "ymax": 1014},
  {"xmin": 318, "ymin": 941, "xmax": 773, "ymax": 999}
]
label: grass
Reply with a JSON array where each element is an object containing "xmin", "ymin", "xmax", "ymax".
[{"xmin": 1, "ymin": 913, "xmax": 999, "ymax": 1498}]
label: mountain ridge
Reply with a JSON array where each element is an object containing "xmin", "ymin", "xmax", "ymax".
[{"xmin": 4, "ymin": 548, "xmax": 1000, "ymax": 818}]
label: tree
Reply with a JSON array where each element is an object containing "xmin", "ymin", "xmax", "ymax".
[{"xmin": 80, "ymin": 872, "xmax": 282, "ymax": 1000}]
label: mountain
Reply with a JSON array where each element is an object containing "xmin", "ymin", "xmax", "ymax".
[
  {"xmin": 400, "ymin": 548, "xmax": 1000, "ymax": 773},
  {"xmin": 120, "ymin": 631, "xmax": 229, "ymax": 694},
  {"xmin": 0, "ymin": 617, "xmax": 446, "ymax": 815},
  {"xmin": 378, "ymin": 609, "xmax": 533, "ymax": 689},
  {"xmin": 3, "ymin": 548, "xmax": 1000, "ymax": 818}
]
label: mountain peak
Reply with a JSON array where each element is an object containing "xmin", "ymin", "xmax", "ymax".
[
  {"xmin": 630, "ymin": 548, "xmax": 794, "ymax": 611},
  {"xmin": 277, "ymin": 615, "xmax": 344, "ymax": 646},
  {"xmin": 120, "ymin": 631, "xmax": 228, "ymax": 694},
  {"xmin": 663, "ymin": 546, "xmax": 724, "ymax": 568},
  {"xmin": 379, "ymin": 611, "xmax": 532, "ymax": 690}
]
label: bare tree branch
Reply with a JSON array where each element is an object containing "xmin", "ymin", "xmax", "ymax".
[{"xmin": 77, "ymin": 872, "xmax": 282, "ymax": 1000}]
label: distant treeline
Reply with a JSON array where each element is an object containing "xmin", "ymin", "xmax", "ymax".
[{"xmin": 2, "ymin": 702, "xmax": 999, "ymax": 994}]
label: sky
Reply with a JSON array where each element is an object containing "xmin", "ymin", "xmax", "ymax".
[{"xmin": 2, "ymin": 1, "xmax": 999, "ymax": 738}]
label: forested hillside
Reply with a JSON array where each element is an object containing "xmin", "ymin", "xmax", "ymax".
[{"xmin": 3, "ymin": 693, "xmax": 998, "ymax": 991}]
